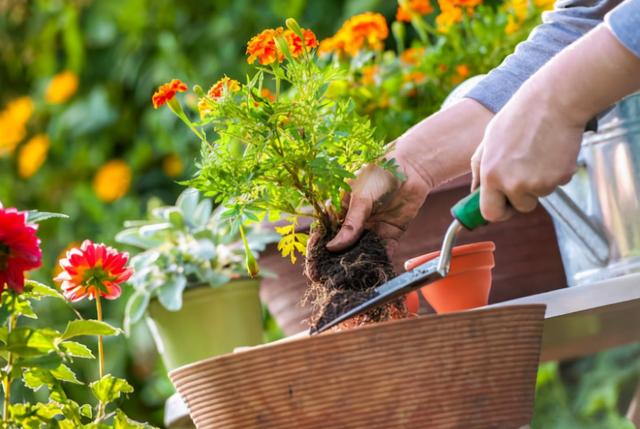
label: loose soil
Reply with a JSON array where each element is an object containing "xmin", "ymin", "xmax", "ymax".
[{"xmin": 304, "ymin": 228, "xmax": 408, "ymax": 330}]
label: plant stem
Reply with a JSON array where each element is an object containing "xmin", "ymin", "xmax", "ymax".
[
  {"xmin": 95, "ymin": 294, "xmax": 106, "ymax": 420},
  {"xmin": 2, "ymin": 296, "xmax": 16, "ymax": 424},
  {"xmin": 95, "ymin": 295, "xmax": 104, "ymax": 380}
]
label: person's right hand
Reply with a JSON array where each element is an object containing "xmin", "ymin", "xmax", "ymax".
[{"xmin": 326, "ymin": 98, "xmax": 494, "ymax": 257}]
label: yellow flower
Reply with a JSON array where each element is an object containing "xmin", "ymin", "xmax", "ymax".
[
  {"xmin": 45, "ymin": 71, "xmax": 79, "ymax": 104},
  {"xmin": 505, "ymin": 15, "xmax": 522, "ymax": 34},
  {"xmin": 18, "ymin": 134, "xmax": 49, "ymax": 178},
  {"xmin": 533, "ymin": 0, "xmax": 554, "ymax": 10},
  {"xmin": 0, "ymin": 97, "xmax": 33, "ymax": 156},
  {"xmin": 93, "ymin": 160, "xmax": 132, "ymax": 202},
  {"xmin": 162, "ymin": 153, "xmax": 184, "ymax": 178},
  {"xmin": 361, "ymin": 65, "xmax": 380, "ymax": 85},
  {"xmin": 436, "ymin": 1, "xmax": 463, "ymax": 33}
]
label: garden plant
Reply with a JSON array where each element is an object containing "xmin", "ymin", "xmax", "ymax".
[{"xmin": 0, "ymin": 206, "xmax": 155, "ymax": 428}]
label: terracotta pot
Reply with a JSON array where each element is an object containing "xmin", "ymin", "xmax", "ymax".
[
  {"xmin": 171, "ymin": 305, "xmax": 545, "ymax": 429},
  {"xmin": 405, "ymin": 241, "xmax": 495, "ymax": 314}
]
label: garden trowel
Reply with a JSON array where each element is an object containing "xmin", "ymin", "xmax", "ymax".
[{"xmin": 310, "ymin": 188, "xmax": 486, "ymax": 335}]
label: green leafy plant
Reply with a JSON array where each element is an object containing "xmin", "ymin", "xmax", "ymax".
[
  {"xmin": 155, "ymin": 18, "xmax": 407, "ymax": 327},
  {"xmin": 0, "ymin": 208, "xmax": 156, "ymax": 428},
  {"xmin": 116, "ymin": 188, "xmax": 277, "ymax": 331}
]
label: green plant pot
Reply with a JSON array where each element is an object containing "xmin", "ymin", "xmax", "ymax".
[{"xmin": 146, "ymin": 278, "xmax": 263, "ymax": 371}]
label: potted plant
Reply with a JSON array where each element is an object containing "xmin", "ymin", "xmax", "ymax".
[
  {"xmin": 116, "ymin": 188, "xmax": 276, "ymax": 370},
  {"xmin": 153, "ymin": 18, "xmax": 412, "ymax": 331}
]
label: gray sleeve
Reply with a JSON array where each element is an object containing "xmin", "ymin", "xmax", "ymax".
[
  {"xmin": 465, "ymin": 0, "xmax": 624, "ymax": 113},
  {"xmin": 606, "ymin": 0, "xmax": 640, "ymax": 58}
]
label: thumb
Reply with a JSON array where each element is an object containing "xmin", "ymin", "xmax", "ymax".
[
  {"xmin": 470, "ymin": 143, "xmax": 483, "ymax": 192},
  {"xmin": 326, "ymin": 195, "xmax": 372, "ymax": 252}
]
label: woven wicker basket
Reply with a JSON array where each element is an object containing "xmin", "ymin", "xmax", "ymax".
[{"xmin": 170, "ymin": 305, "xmax": 545, "ymax": 429}]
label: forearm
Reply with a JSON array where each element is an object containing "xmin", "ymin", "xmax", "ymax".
[
  {"xmin": 392, "ymin": 98, "xmax": 494, "ymax": 189},
  {"xmin": 466, "ymin": 0, "xmax": 622, "ymax": 113},
  {"xmin": 528, "ymin": 25, "xmax": 640, "ymax": 126}
]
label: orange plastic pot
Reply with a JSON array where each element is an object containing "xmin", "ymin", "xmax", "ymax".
[{"xmin": 404, "ymin": 241, "xmax": 496, "ymax": 314}]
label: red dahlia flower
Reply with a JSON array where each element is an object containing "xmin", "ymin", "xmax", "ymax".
[
  {"xmin": 55, "ymin": 240, "xmax": 132, "ymax": 302},
  {"xmin": 0, "ymin": 207, "xmax": 42, "ymax": 293}
]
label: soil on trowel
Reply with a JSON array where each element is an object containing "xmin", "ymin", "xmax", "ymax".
[{"xmin": 304, "ymin": 228, "xmax": 408, "ymax": 330}]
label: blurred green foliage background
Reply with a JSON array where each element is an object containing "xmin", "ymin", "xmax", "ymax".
[{"xmin": 1, "ymin": 0, "xmax": 638, "ymax": 427}]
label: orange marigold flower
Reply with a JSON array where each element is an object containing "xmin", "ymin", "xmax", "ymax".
[
  {"xmin": 208, "ymin": 76, "xmax": 241, "ymax": 100},
  {"xmin": 450, "ymin": 0, "xmax": 483, "ymax": 8},
  {"xmin": 152, "ymin": 79, "xmax": 188, "ymax": 109},
  {"xmin": 436, "ymin": 0, "xmax": 463, "ymax": 33},
  {"xmin": 403, "ymin": 70, "xmax": 427, "ymax": 84},
  {"xmin": 45, "ymin": 71, "xmax": 79, "ymax": 104},
  {"xmin": 162, "ymin": 153, "xmax": 184, "ymax": 178},
  {"xmin": 396, "ymin": 0, "xmax": 434, "ymax": 22},
  {"xmin": 261, "ymin": 88, "xmax": 276, "ymax": 102},
  {"xmin": 246, "ymin": 27, "xmax": 285, "ymax": 65},
  {"xmin": 18, "ymin": 134, "xmax": 49, "ymax": 178},
  {"xmin": 93, "ymin": 160, "xmax": 132, "ymax": 202},
  {"xmin": 505, "ymin": 15, "xmax": 521, "ymax": 34},
  {"xmin": 319, "ymin": 12, "xmax": 388, "ymax": 57},
  {"xmin": 54, "ymin": 240, "xmax": 132, "ymax": 302},
  {"xmin": 451, "ymin": 64, "xmax": 471, "ymax": 84},
  {"xmin": 361, "ymin": 65, "xmax": 380, "ymax": 85},
  {"xmin": 534, "ymin": 0, "xmax": 554, "ymax": 11},
  {"xmin": 400, "ymin": 47, "xmax": 425, "ymax": 65},
  {"xmin": 284, "ymin": 28, "xmax": 319, "ymax": 57}
]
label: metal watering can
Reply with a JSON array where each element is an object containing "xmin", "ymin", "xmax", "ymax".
[{"xmin": 445, "ymin": 77, "xmax": 640, "ymax": 286}]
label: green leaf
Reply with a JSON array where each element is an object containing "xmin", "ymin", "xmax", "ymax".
[
  {"xmin": 114, "ymin": 408, "xmax": 156, "ymax": 428},
  {"xmin": 193, "ymin": 198, "xmax": 213, "ymax": 227},
  {"xmin": 5, "ymin": 327, "xmax": 58, "ymax": 355},
  {"xmin": 157, "ymin": 275, "xmax": 187, "ymax": 311},
  {"xmin": 25, "ymin": 280, "xmax": 65, "ymax": 300},
  {"xmin": 79, "ymin": 404, "xmax": 92, "ymax": 419},
  {"xmin": 60, "ymin": 341, "xmax": 94, "ymax": 359},
  {"xmin": 61, "ymin": 320, "xmax": 119, "ymax": 340},
  {"xmin": 26, "ymin": 211, "xmax": 69, "ymax": 223},
  {"xmin": 90, "ymin": 374, "xmax": 133, "ymax": 403},
  {"xmin": 124, "ymin": 291, "xmax": 150, "ymax": 330},
  {"xmin": 176, "ymin": 188, "xmax": 199, "ymax": 219},
  {"xmin": 51, "ymin": 364, "xmax": 82, "ymax": 384},
  {"xmin": 23, "ymin": 368, "xmax": 56, "ymax": 391},
  {"xmin": 16, "ymin": 353, "xmax": 63, "ymax": 369}
]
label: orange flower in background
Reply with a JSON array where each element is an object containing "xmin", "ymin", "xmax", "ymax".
[
  {"xmin": 505, "ymin": 0, "xmax": 529, "ymax": 20},
  {"xmin": 208, "ymin": 76, "xmax": 241, "ymax": 100},
  {"xmin": 404, "ymin": 70, "xmax": 427, "ymax": 84},
  {"xmin": 260, "ymin": 88, "xmax": 276, "ymax": 102},
  {"xmin": 55, "ymin": 240, "xmax": 132, "ymax": 302},
  {"xmin": 93, "ymin": 160, "xmax": 132, "ymax": 202},
  {"xmin": 451, "ymin": 64, "xmax": 471, "ymax": 84},
  {"xmin": 246, "ymin": 27, "xmax": 285, "ymax": 65},
  {"xmin": 436, "ymin": 0, "xmax": 463, "ymax": 33},
  {"xmin": 45, "ymin": 71, "xmax": 78, "ymax": 104},
  {"xmin": 505, "ymin": 15, "xmax": 521, "ymax": 34},
  {"xmin": 0, "ymin": 97, "xmax": 33, "ymax": 156},
  {"xmin": 284, "ymin": 28, "xmax": 319, "ymax": 57},
  {"xmin": 396, "ymin": 0, "xmax": 434, "ymax": 22},
  {"xmin": 400, "ymin": 47, "xmax": 425, "ymax": 65},
  {"xmin": 361, "ymin": 65, "xmax": 380, "ymax": 85},
  {"xmin": 18, "ymin": 134, "xmax": 49, "ymax": 178},
  {"xmin": 162, "ymin": 153, "xmax": 184, "ymax": 178},
  {"xmin": 152, "ymin": 79, "xmax": 188, "ymax": 109},
  {"xmin": 450, "ymin": 0, "xmax": 483, "ymax": 9},
  {"xmin": 319, "ymin": 12, "xmax": 388, "ymax": 57}
]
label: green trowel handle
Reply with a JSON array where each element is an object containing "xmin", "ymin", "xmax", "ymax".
[{"xmin": 451, "ymin": 188, "xmax": 486, "ymax": 230}]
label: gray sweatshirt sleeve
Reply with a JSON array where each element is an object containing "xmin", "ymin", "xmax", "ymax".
[
  {"xmin": 465, "ymin": 0, "xmax": 624, "ymax": 113},
  {"xmin": 606, "ymin": 0, "xmax": 640, "ymax": 57}
]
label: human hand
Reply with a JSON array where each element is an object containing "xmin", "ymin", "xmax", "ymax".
[
  {"xmin": 327, "ymin": 99, "xmax": 494, "ymax": 256},
  {"xmin": 474, "ymin": 26, "xmax": 640, "ymax": 222}
]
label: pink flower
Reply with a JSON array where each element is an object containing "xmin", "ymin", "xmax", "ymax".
[
  {"xmin": 55, "ymin": 240, "xmax": 132, "ymax": 302},
  {"xmin": 0, "ymin": 208, "xmax": 42, "ymax": 293}
]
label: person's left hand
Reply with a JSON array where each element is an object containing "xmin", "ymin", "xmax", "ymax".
[{"xmin": 471, "ymin": 82, "xmax": 585, "ymax": 222}]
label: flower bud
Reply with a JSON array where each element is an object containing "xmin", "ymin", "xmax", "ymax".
[
  {"xmin": 245, "ymin": 249, "xmax": 260, "ymax": 278},
  {"xmin": 193, "ymin": 85, "xmax": 205, "ymax": 98},
  {"xmin": 285, "ymin": 18, "xmax": 303, "ymax": 38}
]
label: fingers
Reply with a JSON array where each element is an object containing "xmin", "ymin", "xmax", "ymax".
[
  {"xmin": 326, "ymin": 195, "xmax": 372, "ymax": 251},
  {"xmin": 479, "ymin": 185, "xmax": 515, "ymax": 223},
  {"xmin": 470, "ymin": 144, "xmax": 483, "ymax": 192}
]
